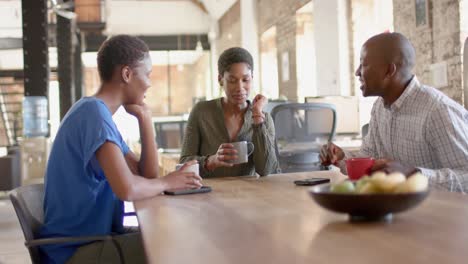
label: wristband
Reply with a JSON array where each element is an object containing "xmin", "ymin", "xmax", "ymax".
[{"xmin": 204, "ymin": 155, "xmax": 211, "ymax": 171}]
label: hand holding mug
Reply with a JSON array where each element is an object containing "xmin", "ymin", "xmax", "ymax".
[
  {"xmin": 205, "ymin": 143, "xmax": 238, "ymax": 171},
  {"xmin": 162, "ymin": 160, "xmax": 203, "ymax": 190},
  {"xmin": 175, "ymin": 161, "xmax": 200, "ymax": 175}
]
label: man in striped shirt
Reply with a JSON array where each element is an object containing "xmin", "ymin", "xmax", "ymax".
[{"xmin": 320, "ymin": 32, "xmax": 468, "ymax": 193}]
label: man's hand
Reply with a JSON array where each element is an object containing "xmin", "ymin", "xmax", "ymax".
[
  {"xmin": 162, "ymin": 160, "xmax": 203, "ymax": 190},
  {"xmin": 370, "ymin": 159, "xmax": 419, "ymax": 177},
  {"xmin": 205, "ymin": 143, "xmax": 238, "ymax": 171},
  {"xmin": 319, "ymin": 142, "xmax": 344, "ymax": 166},
  {"xmin": 252, "ymin": 94, "xmax": 268, "ymax": 114},
  {"xmin": 124, "ymin": 103, "xmax": 151, "ymax": 120}
]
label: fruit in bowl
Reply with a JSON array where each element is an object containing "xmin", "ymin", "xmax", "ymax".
[
  {"xmin": 331, "ymin": 172, "xmax": 428, "ymax": 194},
  {"xmin": 330, "ymin": 180, "xmax": 355, "ymax": 193},
  {"xmin": 309, "ymin": 172, "xmax": 430, "ymax": 222}
]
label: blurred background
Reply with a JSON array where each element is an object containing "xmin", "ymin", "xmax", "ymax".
[{"xmin": 0, "ymin": 0, "xmax": 467, "ymax": 187}]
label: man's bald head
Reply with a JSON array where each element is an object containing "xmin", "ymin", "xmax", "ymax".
[
  {"xmin": 356, "ymin": 33, "xmax": 416, "ymax": 100},
  {"xmin": 363, "ymin": 32, "xmax": 416, "ymax": 72}
]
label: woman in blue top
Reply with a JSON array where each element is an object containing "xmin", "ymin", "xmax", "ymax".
[{"xmin": 40, "ymin": 35, "xmax": 203, "ymax": 264}]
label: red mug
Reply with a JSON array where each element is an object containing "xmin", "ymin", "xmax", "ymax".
[{"xmin": 345, "ymin": 157, "xmax": 375, "ymax": 180}]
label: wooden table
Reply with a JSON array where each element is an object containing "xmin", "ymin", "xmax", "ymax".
[{"xmin": 134, "ymin": 171, "xmax": 468, "ymax": 264}]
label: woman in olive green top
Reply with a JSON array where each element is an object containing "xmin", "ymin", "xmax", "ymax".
[{"xmin": 180, "ymin": 47, "xmax": 280, "ymax": 177}]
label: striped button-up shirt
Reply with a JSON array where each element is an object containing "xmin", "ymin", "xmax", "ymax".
[{"xmin": 343, "ymin": 76, "xmax": 468, "ymax": 193}]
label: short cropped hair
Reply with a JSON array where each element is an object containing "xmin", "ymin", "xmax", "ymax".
[
  {"xmin": 97, "ymin": 35, "xmax": 149, "ymax": 81},
  {"xmin": 217, "ymin": 47, "xmax": 253, "ymax": 75}
]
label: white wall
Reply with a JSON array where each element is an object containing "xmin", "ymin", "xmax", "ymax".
[
  {"xmin": 351, "ymin": 0, "xmax": 393, "ymax": 128},
  {"xmin": 0, "ymin": 1, "xmax": 22, "ymax": 38},
  {"xmin": 337, "ymin": 0, "xmax": 350, "ymax": 96},
  {"xmin": 0, "ymin": 48, "xmax": 58, "ymax": 70},
  {"xmin": 313, "ymin": 0, "xmax": 350, "ymax": 96},
  {"xmin": 106, "ymin": 1, "xmax": 212, "ymax": 35},
  {"xmin": 240, "ymin": 0, "xmax": 260, "ymax": 95}
]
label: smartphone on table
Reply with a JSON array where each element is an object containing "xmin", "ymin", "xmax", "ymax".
[
  {"xmin": 164, "ymin": 186, "xmax": 212, "ymax": 195},
  {"xmin": 293, "ymin": 178, "xmax": 330, "ymax": 186}
]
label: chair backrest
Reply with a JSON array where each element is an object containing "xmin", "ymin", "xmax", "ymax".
[
  {"xmin": 305, "ymin": 96, "xmax": 360, "ymax": 136},
  {"xmin": 9, "ymin": 183, "xmax": 45, "ymax": 263},
  {"xmin": 271, "ymin": 102, "xmax": 336, "ymax": 143},
  {"xmin": 271, "ymin": 103, "xmax": 336, "ymax": 173},
  {"xmin": 263, "ymin": 100, "xmax": 289, "ymax": 114}
]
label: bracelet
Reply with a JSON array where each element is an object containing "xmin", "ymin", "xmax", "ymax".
[
  {"xmin": 252, "ymin": 118, "xmax": 265, "ymax": 125},
  {"xmin": 204, "ymin": 155, "xmax": 214, "ymax": 171},
  {"xmin": 252, "ymin": 113, "xmax": 265, "ymax": 119},
  {"xmin": 252, "ymin": 112, "xmax": 265, "ymax": 125}
]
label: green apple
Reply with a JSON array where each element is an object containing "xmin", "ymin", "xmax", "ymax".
[
  {"xmin": 331, "ymin": 180, "xmax": 356, "ymax": 193},
  {"xmin": 355, "ymin": 176, "xmax": 370, "ymax": 192}
]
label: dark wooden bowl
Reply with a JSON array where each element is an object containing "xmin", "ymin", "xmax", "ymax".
[{"xmin": 309, "ymin": 184, "xmax": 429, "ymax": 222}]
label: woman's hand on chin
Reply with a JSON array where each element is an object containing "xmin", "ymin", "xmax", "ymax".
[
  {"xmin": 252, "ymin": 94, "xmax": 268, "ymax": 114},
  {"xmin": 124, "ymin": 103, "xmax": 151, "ymax": 120}
]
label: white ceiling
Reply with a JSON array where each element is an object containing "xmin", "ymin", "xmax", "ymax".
[
  {"xmin": 109, "ymin": 0, "xmax": 237, "ymax": 20},
  {"xmin": 106, "ymin": 1, "xmax": 212, "ymax": 35},
  {"xmin": 0, "ymin": 0, "xmax": 237, "ymax": 37},
  {"xmin": 199, "ymin": 0, "xmax": 237, "ymax": 20},
  {"xmin": 0, "ymin": 0, "xmax": 236, "ymax": 69},
  {"xmin": 105, "ymin": 0, "xmax": 236, "ymax": 35}
]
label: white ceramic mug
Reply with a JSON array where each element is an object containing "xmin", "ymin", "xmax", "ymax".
[
  {"xmin": 175, "ymin": 163, "xmax": 200, "ymax": 176},
  {"xmin": 230, "ymin": 141, "xmax": 254, "ymax": 164}
]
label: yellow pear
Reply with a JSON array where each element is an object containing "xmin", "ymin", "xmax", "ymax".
[
  {"xmin": 369, "ymin": 172, "xmax": 405, "ymax": 193},
  {"xmin": 406, "ymin": 173, "xmax": 428, "ymax": 192},
  {"xmin": 358, "ymin": 182, "xmax": 380, "ymax": 194},
  {"xmin": 394, "ymin": 173, "xmax": 428, "ymax": 193}
]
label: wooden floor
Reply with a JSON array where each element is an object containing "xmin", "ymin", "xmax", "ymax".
[{"xmin": 0, "ymin": 193, "xmax": 30, "ymax": 264}]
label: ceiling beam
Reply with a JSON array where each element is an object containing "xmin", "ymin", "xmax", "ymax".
[
  {"xmin": 84, "ymin": 34, "xmax": 210, "ymax": 52},
  {"xmin": 0, "ymin": 38, "xmax": 23, "ymax": 50},
  {"xmin": 190, "ymin": 0, "xmax": 209, "ymax": 14}
]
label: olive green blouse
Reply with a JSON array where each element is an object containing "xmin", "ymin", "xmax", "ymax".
[{"xmin": 180, "ymin": 98, "xmax": 280, "ymax": 178}]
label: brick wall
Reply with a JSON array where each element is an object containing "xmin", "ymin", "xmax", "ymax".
[
  {"xmin": 255, "ymin": 0, "xmax": 465, "ymax": 104},
  {"xmin": 84, "ymin": 66, "xmax": 169, "ymax": 115},
  {"xmin": 216, "ymin": 1, "xmax": 242, "ymax": 61},
  {"xmin": 257, "ymin": 0, "xmax": 311, "ymax": 101},
  {"xmin": 173, "ymin": 53, "xmax": 210, "ymax": 114},
  {"xmin": 83, "ymin": 61, "xmax": 208, "ymax": 116},
  {"xmin": 393, "ymin": 0, "xmax": 463, "ymax": 104},
  {"xmin": 83, "ymin": 67, "xmax": 100, "ymax": 97},
  {"xmin": 218, "ymin": 0, "xmax": 320, "ymax": 100}
]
